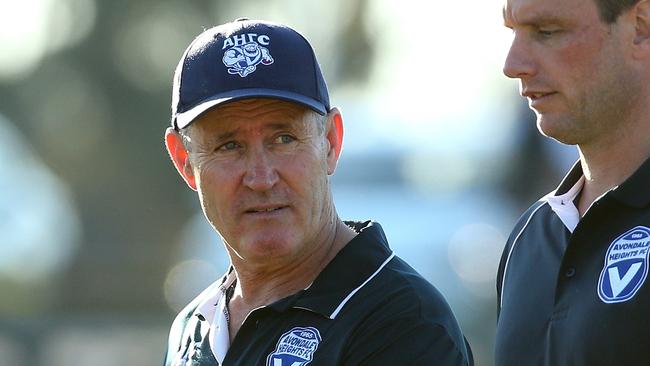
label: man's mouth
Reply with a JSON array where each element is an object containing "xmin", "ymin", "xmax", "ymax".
[
  {"xmin": 523, "ymin": 90, "xmax": 556, "ymax": 100},
  {"xmin": 245, "ymin": 205, "xmax": 287, "ymax": 214}
]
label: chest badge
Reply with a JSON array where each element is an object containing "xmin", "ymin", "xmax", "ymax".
[
  {"xmin": 266, "ymin": 326, "xmax": 321, "ymax": 366},
  {"xmin": 598, "ymin": 226, "xmax": 650, "ymax": 303}
]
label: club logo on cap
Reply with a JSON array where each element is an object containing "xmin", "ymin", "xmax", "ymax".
[
  {"xmin": 222, "ymin": 33, "xmax": 274, "ymax": 77},
  {"xmin": 598, "ymin": 226, "xmax": 650, "ymax": 304}
]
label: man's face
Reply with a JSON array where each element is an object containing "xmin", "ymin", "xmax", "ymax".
[
  {"xmin": 185, "ymin": 99, "xmax": 337, "ymax": 267},
  {"xmin": 503, "ymin": 0, "xmax": 639, "ymax": 146}
]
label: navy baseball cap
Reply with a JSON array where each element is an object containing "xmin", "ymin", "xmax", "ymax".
[{"xmin": 171, "ymin": 19, "xmax": 331, "ymax": 129}]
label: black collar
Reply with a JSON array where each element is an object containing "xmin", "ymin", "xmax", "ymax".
[
  {"xmin": 554, "ymin": 157, "xmax": 650, "ymax": 208},
  {"xmin": 610, "ymin": 156, "xmax": 650, "ymax": 208},
  {"xmin": 266, "ymin": 220, "xmax": 394, "ymax": 319},
  {"xmin": 554, "ymin": 160, "xmax": 583, "ymax": 196}
]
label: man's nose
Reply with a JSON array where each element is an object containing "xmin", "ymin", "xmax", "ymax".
[
  {"xmin": 503, "ymin": 34, "xmax": 536, "ymax": 79},
  {"xmin": 242, "ymin": 147, "xmax": 279, "ymax": 192}
]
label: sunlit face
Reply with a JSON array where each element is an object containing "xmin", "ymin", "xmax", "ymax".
[
  {"xmin": 185, "ymin": 99, "xmax": 335, "ymax": 268},
  {"xmin": 503, "ymin": 0, "xmax": 639, "ymax": 146}
]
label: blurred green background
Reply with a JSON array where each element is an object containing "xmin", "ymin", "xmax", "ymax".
[{"xmin": 0, "ymin": 0, "xmax": 578, "ymax": 365}]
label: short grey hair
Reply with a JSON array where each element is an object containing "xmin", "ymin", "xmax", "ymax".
[{"xmin": 177, "ymin": 125, "xmax": 194, "ymax": 152}]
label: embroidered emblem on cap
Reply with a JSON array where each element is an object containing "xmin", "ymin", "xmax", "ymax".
[
  {"xmin": 598, "ymin": 226, "xmax": 650, "ymax": 303},
  {"xmin": 222, "ymin": 33, "xmax": 274, "ymax": 77},
  {"xmin": 266, "ymin": 326, "xmax": 321, "ymax": 366}
]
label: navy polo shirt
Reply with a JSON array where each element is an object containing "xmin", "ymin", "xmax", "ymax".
[
  {"xmin": 165, "ymin": 220, "xmax": 473, "ymax": 365},
  {"xmin": 496, "ymin": 158, "xmax": 650, "ymax": 366}
]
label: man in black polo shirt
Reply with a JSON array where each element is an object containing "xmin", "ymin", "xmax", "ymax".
[
  {"xmin": 163, "ymin": 19, "xmax": 472, "ymax": 365},
  {"xmin": 496, "ymin": 0, "xmax": 650, "ymax": 364}
]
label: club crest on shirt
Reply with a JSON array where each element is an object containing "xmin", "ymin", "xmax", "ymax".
[
  {"xmin": 222, "ymin": 33, "xmax": 274, "ymax": 77},
  {"xmin": 598, "ymin": 226, "xmax": 650, "ymax": 303},
  {"xmin": 266, "ymin": 326, "xmax": 321, "ymax": 366}
]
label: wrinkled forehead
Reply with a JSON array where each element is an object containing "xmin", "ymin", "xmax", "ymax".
[
  {"xmin": 503, "ymin": 0, "xmax": 595, "ymax": 25},
  {"xmin": 503, "ymin": 0, "xmax": 555, "ymax": 22},
  {"xmin": 190, "ymin": 98, "xmax": 316, "ymax": 134}
]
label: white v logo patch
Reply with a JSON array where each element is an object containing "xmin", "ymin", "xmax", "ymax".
[{"xmin": 608, "ymin": 262, "xmax": 642, "ymax": 297}]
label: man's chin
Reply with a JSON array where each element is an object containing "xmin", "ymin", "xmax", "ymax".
[
  {"xmin": 238, "ymin": 232, "xmax": 300, "ymax": 260},
  {"xmin": 536, "ymin": 116, "xmax": 579, "ymax": 145}
]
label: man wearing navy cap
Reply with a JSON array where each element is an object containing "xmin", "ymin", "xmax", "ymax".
[{"xmin": 163, "ymin": 19, "xmax": 473, "ymax": 365}]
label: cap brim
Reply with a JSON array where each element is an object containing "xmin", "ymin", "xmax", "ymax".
[{"xmin": 174, "ymin": 89, "xmax": 327, "ymax": 129}]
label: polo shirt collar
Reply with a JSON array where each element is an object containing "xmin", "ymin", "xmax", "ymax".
[
  {"xmin": 196, "ymin": 270, "xmax": 236, "ymax": 322},
  {"xmin": 195, "ymin": 269, "xmax": 236, "ymax": 363},
  {"xmin": 546, "ymin": 175, "xmax": 583, "ymax": 233},
  {"xmin": 610, "ymin": 156, "xmax": 650, "ymax": 208},
  {"xmin": 267, "ymin": 220, "xmax": 395, "ymax": 319},
  {"xmin": 195, "ymin": 220, "xmax": 395, "ymax": 324},
  {"xmin": 552, "ymin": 156, "xmax": 650, "ymax": 208},
  {"xmin": 554, "ymin": 160, "xmax": 583, "ymax": 196}
]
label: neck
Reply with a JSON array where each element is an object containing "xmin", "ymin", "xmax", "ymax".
[
  {"xmin": 577, "ymin": 121, "xmax": 650, "ymax": 216},
  {"xmin": 230, "ymin": 217, "xmax": 356, "ymax": 311}
]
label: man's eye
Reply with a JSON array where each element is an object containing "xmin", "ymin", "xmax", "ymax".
[
  {"xmin": 218, "ymin": 141, "xmax": 240, "ymax": 151},
  {"xmin": 274, "ymin": 135, "xmax": 296, "ymax": 144},
  {"xmin": 537, "ymin": 28, "xmax": 560, "ymax": 37}
]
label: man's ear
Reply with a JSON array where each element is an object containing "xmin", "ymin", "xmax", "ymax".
[
  {"xmin": 633, "ymin": 0, "xmax": 650, "ymax": 49},
  {"xmin": 324, "ymin": 107, "xmax": 344, "ymax": 175},
  {"xmin": 165, "ymin": 127, "xmax": 197, "ymax": 191}
]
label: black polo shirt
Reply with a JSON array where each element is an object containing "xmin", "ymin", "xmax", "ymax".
[
  {"xmin": 165, "ymin": 220, "xmax": 473, "ymax": 365},
  {"xmin": 495, "ymin": 158, "xmax": 650, "ymax": 366}
]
